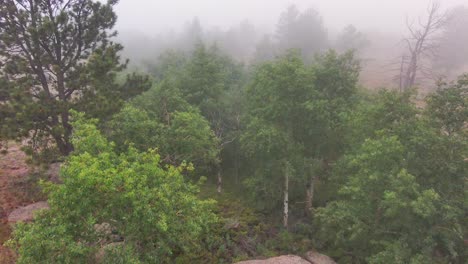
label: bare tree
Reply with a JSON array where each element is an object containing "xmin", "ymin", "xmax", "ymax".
[{"xmin": 399, "ymin": 2, "xmax": 448, "ymax": 91}]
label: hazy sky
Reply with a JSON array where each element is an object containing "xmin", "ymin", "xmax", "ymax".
[{"xmin": 114, "ymin": 0, "xmax": 468, "ymax": 35}]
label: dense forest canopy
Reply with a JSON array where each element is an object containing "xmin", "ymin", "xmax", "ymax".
[{"xmin": 0, "ymin": 0, "xmax": 466, "ymax": 263}]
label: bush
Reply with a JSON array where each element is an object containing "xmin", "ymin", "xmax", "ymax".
[{"xmin": 8, "ymin": 111, "xmax": 218, "ymax": 263}]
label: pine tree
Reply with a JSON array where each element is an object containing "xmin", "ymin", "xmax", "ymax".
[{"xmin": 0, "ymin": 0, "xmax": 149, "ymax": 157}]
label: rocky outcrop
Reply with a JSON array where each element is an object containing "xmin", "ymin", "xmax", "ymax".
[
  {"xmin": 235, "ymin": 255, "xmax": 311, "ymax": 264},
  {"xmin": 234, "ymin": 251, "xmax": 336, "ymax": 264},
  {"xmin": 304, "ymin": 251, "xmax": 336, "ymax": 264},
  {"xmin": 7, "ymin": 201, "xmax": 49, "ymax": 223}
]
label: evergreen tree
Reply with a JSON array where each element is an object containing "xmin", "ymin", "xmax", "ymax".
[
  {"xmin": 276, "ymin": 5, "xmax": 328, "ymax": 60},
  {"xmin": 335, "ymin": 24, "xmax": 369, "ymax": 54},
  {"xmin": 179, "ymin": 43, "xmax": 245, "ymax": 192},
  {"xmin": 0, "ymin": 0, "xmax": 149, "ymax": 158}
]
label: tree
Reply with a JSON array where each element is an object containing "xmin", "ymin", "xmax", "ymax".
[
  {"xmin": 241, "ymin": 51, "xmax": 313, "ymax": 227},
  {"xmin": 276, "ymin": 5, "xmax": 328, "ymax": 60},
  {"xmin": 241, "ymin": 50, "xmax": 360, "ymax": 226},
  {"xmin": 105, "ymin": 105, "xmax": 162, "ymax": 153},
  {"xmin": 345, "ymin": 89, "xmax": 419, "ymax": 148},
  {"xmin": 425, "ymin": 74, "xmax": 468, "ymax": 136},
  {"xmin": 146, "ymin": 50, "xmax": 187, "ymax": 82},
  {"xmin": 179, "ymin": 43, "xmax": 244, "ymax": 192},
  {"xmin": 276, "ymin": 5, "xmax": 300, "ymax": 51},
  {"xmin": 302, "ymin": 50, "xmax": 360, "ymax": 213},
  {"xmin": 216, "ymin": 20, "xmax": 257, "ymax": 62},
  {"xmin": 179, "ymin": 17, "xmax": 203, "ymax": 51},
  {"xmin": 108, "ymin": 85, "xmax": 220, "ymax": 175},
  {"xmin": 0, "ymin": 0, "xmax": 149, "ymax": 158},
  {"xmin": 335, "ymin": 24, "xmax": 369, "ymax": 54},
  {"xmin": 8, "ymin": 111, "xmax": 218, "ymax": 263},
  {"xmin": 315, "ymin": 136, "xmax": 440, "ymax": 263},
  {"xmin": 317, "ymin": 133, "xmax": 466, "ymax": 263},
  {"xmin": 131, "ymin": 80, "xmax": 192, "ymax": 123},
  {"xmin": 315, "ymin": 85, "xmax": 466, "ymax": 263},
  {"xmin": 398, "ymin": 2, "xmax": 448, "ymax": 91},
  {"xmin": 164, "ymin": 111, "xmax": 220, "ymax": 172},
  {"xmin": 252, "ymin": 34, "xmax": 277, "ymax": 64}
]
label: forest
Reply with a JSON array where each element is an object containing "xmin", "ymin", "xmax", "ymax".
[{"xmin": 0, "ymin": 0, "xmax": 466, "ymax": 263}]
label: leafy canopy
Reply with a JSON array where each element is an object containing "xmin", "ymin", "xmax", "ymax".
[
  {"xmin": 8, "ymin": 111, "xmax": 218, "ymax": 263},
  {"xmin": 315, "ymin": 88, "xmax": 467, "ymax": 263}
]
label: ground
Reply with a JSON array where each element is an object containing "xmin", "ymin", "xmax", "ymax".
[{"xmin": 0, "ymin": 144, "xmax": 44, "ymax": 264}]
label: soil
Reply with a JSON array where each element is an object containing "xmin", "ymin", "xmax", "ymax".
[{"xmin": 0, "ymin": 145, "xmax": 38, "ymax": 264}]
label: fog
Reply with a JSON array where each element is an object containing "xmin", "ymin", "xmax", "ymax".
[
  {"xmin": 112, "ymin": 0, "xmax": 468, "ymax": 91},
  {"xmin": 114, "ymin": 0, "xmax": 466, "ymax": 33}
]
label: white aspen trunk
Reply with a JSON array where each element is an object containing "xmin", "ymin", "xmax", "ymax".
[
  {"xmin": 217, "ymin": 167, "xmax": 222, "ymax": 193},
  {"xmin": 283, "ymin": 162, "xmax": 289, "ymax": 228},
  {"xmin": 306, "ymin": 174, "xmax": 316, "ymax": 214},
  {"xmin": 234, "ymin": 149, "xmax": 239, "ymax": 185}
]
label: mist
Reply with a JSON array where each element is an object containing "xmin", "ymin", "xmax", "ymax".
[
  {"xmin": 114, "ymin": 0, "xmax": 466, "ymax": 34},
  {"xmin": 111, "ymin": 0, "xmax": 468, "ymax": 91},
  {"xmin": 1, "ymin": 1, "xmax": 467, "ymax": 262}
]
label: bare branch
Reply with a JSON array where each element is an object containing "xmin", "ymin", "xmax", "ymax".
[{"xmin": 395, "ymin": 1, "xmax": 448, "ymax": 91}]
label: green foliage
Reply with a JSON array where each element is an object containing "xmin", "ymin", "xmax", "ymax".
[
  {"xmin": 139, "ymin": 42, "xmax": 245, "ymax": 187},
  {"xmin": 2, "ymin": 6, "xmax": 466, "ymax": 261},
  {"xmin": 148, "ymin": 50, "xmax": 188, "ymax": 82},
  {"xmin": 316, "ymin": 137, "xmax": 439, "ymax": 263},
  {"xmin": 315, "ymin": 86, "xmax": 467, "ymax": 263},
  {"xmin": 106, "ymin": 105, "xmax": 161, "ymax": 153},
  {"xmin": 132, "ymin": 81, "xmax": 193, "ymax": 123},
  {"xmin": 425, "ymin": 75, "xmax": 468, "ymax": 136},
  {"xmin": 241, "ymin": 51, "xmax": 310, "ymax": 211},
  {"xmin": 0, "ymin": 0, "xmax": 150, "ymax": 158},
  {"xmin": 241, "ymin": 49, "xmax": 360, "ymax": 213},
  {"xmin": 179, "ymin": 43, "xmax": 243, "ymax": 114},
  {"xmin": 345, "ymin": 89, "xmax": 419, "ymax": 148},
  {"xmin": 165, "ymin": 111, "xmax": 220, "ymax": 170},
  {"xmin": 8, "ymin": 112, "xmax": 218, "ymax": 263},
  {"xmin": 304, "ymin": 50, "xmax": 360, "ymax": 158},
  {"xmin": 107, "ymin": 101, "xmax": 219, "ymax": 174}
]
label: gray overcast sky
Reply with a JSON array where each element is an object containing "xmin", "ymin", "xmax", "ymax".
[{"xmin": 114, "ymin": 0, "xmax": 468, "ymax": 35}]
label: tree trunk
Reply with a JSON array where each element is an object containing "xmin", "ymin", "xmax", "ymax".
[
  {"xmin": 57, "ymin": 71, "xmax": 73, "ymax": 156},
  {"xmin": 305, "ymin": 174, "xmax": 316, "ymax": 215},
  {"xmin": 283, "ymin": 161, "xmax": 289, "ymax": 228},
  {"xmin": 234, "ymin": 145, "xmax": 239, "ymax": 185},
  {"xmin": 217, "ymin": 166, "xmax": 222, "ymax": 193},
  {"xmin": 51, "ymin": 133, "xmax": 68, "ymax": 156}
]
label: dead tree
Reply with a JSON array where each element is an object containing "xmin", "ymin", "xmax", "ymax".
[{"xmin": 399, "ymin": 2, "xmax": 448, "ymax": 91}]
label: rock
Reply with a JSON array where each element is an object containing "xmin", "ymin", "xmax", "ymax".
[
  {"xmin": 235, "ymin": 255, "xmax": 311, "ymax": 264},
  {"xmin": 304, "ymin": 251, "xmax": 336, "ymax": 264},
  {"xmin": 7, "ymin": 201, "xmax": 49, "ymax": 223},
  {"xmin": 94, "ymin": 222, "xmax": 113, "ymax": 236},
  {"xmin": 234, "ymin": 251, "xmax": 336, "ymax": 264},
  {"xmin": 94, "ymin": 222, "xmax": 123, "ymax": 243}
]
